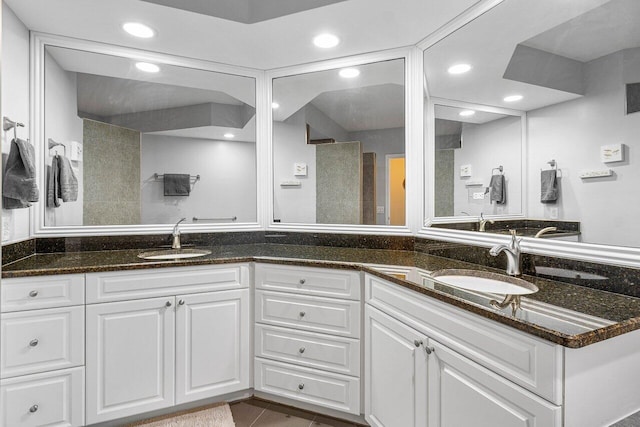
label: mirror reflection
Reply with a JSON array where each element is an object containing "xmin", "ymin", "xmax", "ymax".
[
  {"xmin": 43, "ymin": 46, "xmax": 257, "ymax": 227},
  {"xmin": 434, "ymin": 103, "xmax": 522, "ymax": 218},
  {"xmin": 424, "ymin": 0, "xmax": 640, "ymax": 247},
  {"xmin": 272, "ymin": 58, "xmax": 406, "ymax": 226}
]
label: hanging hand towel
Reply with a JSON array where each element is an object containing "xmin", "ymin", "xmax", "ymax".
[
  {"xmin": 58, "ymin": 155, "xmax": 78, "ymax": 202},
  {"xmin": 47, "ymin": 162, "xmax": 61, "ymax": 208},
  {"xmin": 489, "ymin": 174, "xmax": 506, "ymax": 204},
  {"xmin": 164, "ymin": 174, "xmax": 191, "ymax": 196},
  {"xmin": 2, "ymin": 138, "xmax": 39, "ymax": 209},
  {"xmin": 540, "ymin": 169, "xmax": 558, "ymax": 203}
]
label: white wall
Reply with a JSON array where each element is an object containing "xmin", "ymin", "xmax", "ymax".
[
  {"xmin": 272, "ymin": 109, "xmax": 317, "ymax": 223},
  {"xmin": 527, "ymin": 49, "xmax": 640, "ymax": 247},
  {"xmin": 1, "ymin": 4, "xmax": 30, "ymax": 243},
  {"xmin": 140, "ymin": 134, "xmax": 257, "ymax": 224},
  {"xmin": 44, "ymin": 51, "xmax": 84, "ymax": 226},
  {"xmin": 348, "ymin": 127, "xmax": 405, "ymax": 224},
  {"xmin": 452, "ymin": 115, "xmax": 522, "ymax": 217}
]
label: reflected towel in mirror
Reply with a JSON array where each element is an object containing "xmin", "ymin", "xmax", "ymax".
[
  {"xmin": 541, "ymin": 169, "xmax": 558, "ymax": 203},
  {"xmin": 489, "ymin": 174, "xmax": 506, "ymax": 204},
  {"xmin": 47, "ymin": 155, "xmax": 78, "ymax": 207},
  {"xmin": 163, "ymin": 174, "xmax": 191, "ymax": 196},
  {"xmin": 2, "ymin": 138, "xmax": 39, "ymax": 209}
]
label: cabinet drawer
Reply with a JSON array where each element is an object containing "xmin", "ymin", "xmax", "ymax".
[
  {"xmin": 255, "ymin": 264, "xmax": 361, "ymax": 300},
  {"xmin": 255, "ymin": 358, "xmax": 360, "ymax": 415},
  {"xmin": 0, "ymin": 367, "xmax": 85, "ymax": 427},
  {"xmin": 365, "ymin": 274, "xmax": 563, "ymax": 404},
  {"xmin": 1, "ymin": 275, "xmax": 84, "ymax": 313},
  {"xmin": 86, "ymin": 264, "xmax": 249, "ymax": 303},
  {"xmin": 256, "ymin": 324, "xmax": 360, "ymax": 376},
  {"xmin": 1, "ymin": 306, "xmax": 84, "ymax": 379},
  {"xmin": 256, "ymin": 290, "xmax": 360, "ymax": 338}
]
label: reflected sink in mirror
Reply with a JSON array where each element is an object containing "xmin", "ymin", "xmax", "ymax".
[
  {"xmin": 431, "ymin": 269, "xmax": 538, "ymax": 295},
  {"xmin": 137, "ymin": 248, "xmax": 212, "ymax": 260}
]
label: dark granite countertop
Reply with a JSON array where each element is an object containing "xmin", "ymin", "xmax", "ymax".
[{"xmin": 4, "ymin": 243, "xmax": 640, "ymax": 348}]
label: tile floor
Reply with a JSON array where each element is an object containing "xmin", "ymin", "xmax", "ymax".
[{"xmin": 230, "ymin": 399, "xmax": 366, "ymax": 427}]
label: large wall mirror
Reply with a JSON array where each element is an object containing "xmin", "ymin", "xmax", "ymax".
[
  {"xmin": 423, "ymin": 0, "xmax": 640, "ymax": 253},
  {"xmin": 271, "ymin": 57, "xmax": 407, "ymax": 227},
  {"xmin": 34, "ymin": 35, "xmax": 259, "ymax": 233}
]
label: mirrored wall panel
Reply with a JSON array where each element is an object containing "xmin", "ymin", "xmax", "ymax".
[
  {"xmin": 424, "ymin": 0, "xmax": 640, "ymax": 247},
  {"xmin": 43, "ymin": 46, "xmax": 257, "ymax": 227},
  {"xmin": 433, "ymin": 104, "xmax": 522, "ymax": 218},
  {"xmin": 272, "ymin": 58, "xmax": 406, "ymax": 226}
]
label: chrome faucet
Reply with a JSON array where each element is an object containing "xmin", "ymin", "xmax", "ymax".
[
  {"xmin": 489, "ymin": 229, "xmax": 522, "ymax": 276},
  {"xmin": 171, "ymin": 218, "xmax": 187, "ymax": 249},
  {"xmin": 478, "ymin": 213, "xmax": 495, "ymax": 232},
  {"xmin": 534, "ymin": 226, "xmax": 557, "ymax": 238}
]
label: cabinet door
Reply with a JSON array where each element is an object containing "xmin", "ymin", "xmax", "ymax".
[
  {"xmin": 428, "ymin": 340, "xmax": 561, "ymax": 427},
  {"xmin": 86, "ymin": 297, "xmax": 175, "ymax": 424},
  {"xmin": 175, "ymin": 289, "xmax": 250, "ymax": 404},
  {"xmin": 364, "ymin": 305, "xmax": 428, "ymax": 427}
]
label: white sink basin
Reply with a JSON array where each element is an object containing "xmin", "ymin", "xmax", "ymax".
[
  {"xmin": 431, "ymin": 269, "xmax": 538, "ymax": 295},
  {"xmin": 137, "ymin": 248, "xmax": 212, "ymax": 260}
]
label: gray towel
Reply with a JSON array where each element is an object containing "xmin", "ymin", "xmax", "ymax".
[
  {"xmin": 164, "ymin": 174, "xmax": 191, "ymax": 196},
  {"xmin": 46, "ymin": 155, "xmax": 78, "ymax": 208},
  {"xmin": 541, "ymin": 169, "xmax": 558, "ymax": 203},
  {"xmin": 3, "ymin": 138, "xmax": 39, "ymax": 209},
  {"xmin": 489, "ymin": 174, "xmax": 506, "ymax": 204}
]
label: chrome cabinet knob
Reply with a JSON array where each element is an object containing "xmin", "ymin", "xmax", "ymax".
[
  {"xmin": 165, "ymin": 301, "xmax": 172, "ymax": 307},
  {"xmin": 178, "ymin": 299, "xmax": 185, "ymax": 306},
  {"xmin": 299, "ymin": 347, "xmax": 305, "ymax": 354},
  {"xmin": 299, "ymin": 311, "xmax": 306, "ymax": 317},
  {"xmin": 29, "ymin": 339, "xmax": 39, "ymax": 347},
  {"xmin": 414, "ymin": 340, "xmax": 423, "ymax": 348},
  {"xmin": 299, "ymin": 279, "xmax": 306, "ymax": 285},
  {"xmin": 29, "ymin": 290, "xmax": 38, "ymax": 298},
  {"xmin": 298, "ymin": 383, "xmax": 304, "ymax": 390},
  {"xmin": 425, "ymin": 346, "xmax": 435, "ymax": 355},
  {"xmin": 29, "ymin": 404, "xmax": 39, "ymax": 413}
]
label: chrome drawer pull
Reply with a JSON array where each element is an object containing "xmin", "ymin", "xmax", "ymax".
[
  {"xmin": 299, "ymin": 279, "xmax": 306, "ymax": 285},
  {"xmin": 165, "ymin": 301, "xmax": 172, "ymax": 307},
  {"xmin": 178, "ymin": 299, "xmax": 185, "ymax": 306},
  {"xmin": 29, "ymin": 290, "xmax": 38, "ymax": 298},
  {"xmin": 29, "ymin": 404, "xmax": 39, "ymax": 413},
  {"xmin": 299, "ymin": 347, "xmax": 306, "ymax": 354},
  {"xmin": 29, "ymin": 339, "xmax": 39, "ymax": 347},
  {"xmin": 414, "ymin": 340, "xmax": 423, "ymax": 348},
  {"xmin": 299, "ymin": 311, "xmax": 306, "ymax": 317},
  {"xmin": 425, "ymin": 346, "xmax": 435, "ymax": 355},
  {"xmin": 298, "ymin": 383, "xmax": 304, "ymax": 390}
]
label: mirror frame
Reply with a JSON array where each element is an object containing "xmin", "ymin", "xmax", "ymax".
[
  {"xmin": 265, "ymin": 47, "xmax": 424, "ymax": 235},
  {"xmin": 417, "ymin": 0, "xmax": 640, "ymax": 269},
  {"xmin": 30, "ymin": 32, "xmax": 267, "ymax": 237},
  {"xmin": 425, "ymin": 97, "xmax": 527, "ymax": 227}
]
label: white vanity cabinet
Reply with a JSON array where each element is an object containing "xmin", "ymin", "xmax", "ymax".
[
  {"xmin": 0, "ymin": 274, "xmax": 86, "ymax": 427},
  {"xmin": 364, "ymin": 273, "xmax": 562, "ymax": 427},
  {"xmin": 85, "ymin": 265, "xmax": 250, "ymax": 425},
  {"xmin": 253, "ymin": 264, "xmax": 362, "ymax": 415}
]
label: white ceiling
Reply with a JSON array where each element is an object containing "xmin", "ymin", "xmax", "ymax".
[{"xmin": 6, "ymin": 0, "xmax": 481, "ymax": 70}]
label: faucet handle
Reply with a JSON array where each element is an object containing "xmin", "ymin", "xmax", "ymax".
[{"xmin": 509, "ymin": 229, "xmax": 522, "ymax": 246}]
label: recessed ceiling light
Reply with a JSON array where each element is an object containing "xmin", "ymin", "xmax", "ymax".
[
  {"xmin": 339, "ymin": 68, "xmax": 360, "ymax": 78},
  {"xmin": 135, "ymin": 62, "xmax": 160, "ymax": 73},
  {"xmin": 272, "ymin": 102, "xmax": 280, "ymax": 109},
  {"xmin": 224, "ymin": 133, "xmax": 235, "ymax": 138},
  {"xmin": 313, "ymin": 33, "xmax": 340, "ymax": 48},
  {"xmin": 504, "ymin": 94, "xmax": 523, "ymax": 102},
  {"xmin": 447, "ymin": 63, "xmax": 472, "ymax": 75},
  {"xmin": 122, "ymin": 22, "xmax": 155, "ymax": 38},
  {"xmin": 459, "ymin": 110, "xmax": 475, "ymax": 117}
]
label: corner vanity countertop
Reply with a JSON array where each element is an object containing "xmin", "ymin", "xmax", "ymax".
[{"xmin": 3, "ymin": 243, "xmax": 640, "ymax": 348}]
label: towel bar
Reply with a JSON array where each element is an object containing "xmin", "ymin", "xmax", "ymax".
[
  {"xmin": 491, "ymin": 165, "xmax": 503, "ymax": 175},
  {"xmin": 192, "ymin": 216, "xmax": 237, "ymax": 222},
  {"xmin": 3, "ymin": 117, "xmax": 25, "ymax": 140},
  {"xmin": 154, "ymin": 173, "xmax": 200, "ymax": 182},
  {"xmin": 48, "ymin": 138, "xmax": 67, "ymax": 156}
]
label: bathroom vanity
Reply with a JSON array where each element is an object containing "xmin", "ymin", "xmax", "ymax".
[{"xmin": 2, "ymin": 245, "xmax": 640, "ymax": 427}]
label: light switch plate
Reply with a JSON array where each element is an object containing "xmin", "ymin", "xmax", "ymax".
[
  {"xmin": 294, "ymin": 163, "xmax": 308, "ymax": 176},
  {"xmin": 601, "ymin": 144, "xmax": 623, "ymax": 163},
  {"xmin": 376, "ymin": 206, "xmax": 385, "ymax": 214},
  {"xmin": 460, "ymin": 164, "xmax": 472, "ymax": 177}
]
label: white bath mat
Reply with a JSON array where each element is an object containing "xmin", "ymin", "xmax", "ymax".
[{"xmin": 127, "ymin": 402, "xmax": 236, "ymax": 427}]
